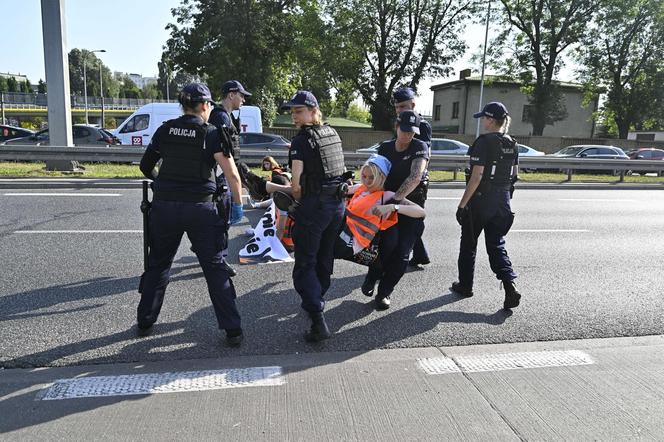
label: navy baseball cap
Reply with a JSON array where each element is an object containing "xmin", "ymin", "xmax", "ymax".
[
  {"xmin": 396, "ymin": 110, "xmax": 421, "ymax": 134},
  {"xmin": 473, "ymin": 102, "xmax": 509, "ymax": 119},
  {"xmin": 179, "ymin": 83, "xmax": 216, "ymax": 105},
  {"xmin": 393, "ymin": 87, "xmax": 416, "ymax": 104},
  {"xmin": 280, "ymin": 90, "xmax": 319, "ymax": 110},
  {"xmin": 222, "ymin": 80, "xmax": 252, "ymax": 96}
]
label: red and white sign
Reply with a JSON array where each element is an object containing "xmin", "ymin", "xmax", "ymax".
[{"xmin": 131, "ymin": 136, "xmax": 143, "ymax": 146}]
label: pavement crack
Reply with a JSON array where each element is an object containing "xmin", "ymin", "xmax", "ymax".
[{"xmin": 436, "ymin": 347, "xmax": 527, "ymax": 441}]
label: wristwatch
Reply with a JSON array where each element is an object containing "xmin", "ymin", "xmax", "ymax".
[{"xmin": 393, "ymin": 204, "xmax": 400, "ymax": 213}]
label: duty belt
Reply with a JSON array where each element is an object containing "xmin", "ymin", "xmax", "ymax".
[{"xmin": 154, "ymin": 191, "xmax": 214, "ymax": 202}]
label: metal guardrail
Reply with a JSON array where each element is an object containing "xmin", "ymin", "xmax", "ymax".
[{"xmin": 0, "ymin": 146, "xmax": 663, "ymax": 180}]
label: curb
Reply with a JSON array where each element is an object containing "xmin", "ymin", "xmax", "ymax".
[{"xmin": 1, "ymin": 178, "xmax": 663, "ymax": 191}]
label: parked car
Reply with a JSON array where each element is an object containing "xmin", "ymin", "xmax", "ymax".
[
  {"xmin": 357, "ymin": 138, "xmax": 470, "ymax": 155},
  {"xmin": 239, "ymin": 132, "xmax": 290, "ymax": 151},
  {"xmin": 627, "ymin": 148, "xmax": 664, "ymax": 176},
  {"xmin": 548, "ymin": 144, "xmax": 629, "ymax": 175},
  {"xmin": 517, "ymin": 143, "xmax": 545, "ymax": 156},
  {"xmin": 549, "ymin": 145, "xmax": 629, "ymax": 159},
  {"xmin": 0, "ymin": 125, "xmax": 34, "ymax": 143},
  {"xmin": 3, "ymin": 124, "xmax": 121, "ymax": 146}
]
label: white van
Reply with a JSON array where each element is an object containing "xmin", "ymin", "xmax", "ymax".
[{"xmin": 114, "ymin": 103, "xmax": 262, "ymax": 146}]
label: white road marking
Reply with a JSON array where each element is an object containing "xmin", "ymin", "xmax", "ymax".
[
  {"xmin": 558, "ymin": 198, "xmax": 636, "ymax": 202},
  {"xmin": 3, "ymin": 193, "xmax": 122, "ymax": 197},
  {"xmin": 39, "ymin": 366, "xmax": 285, "ymax": 400},
  {"xmin": 15, "ymin": 230, "xmax": 141, "ymax": 234},
  {"xmin": 418, "ymin": 350, "xmax": 593, "ymax": 375},
  {"xmin": 511, "ymin": 229, "xmax": 590, "ymax": 233}
]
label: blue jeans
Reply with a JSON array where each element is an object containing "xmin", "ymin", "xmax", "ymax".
[
  {"xmin": 137, "ymin": 199, "xmax": 241, "ymax": 331},
  {"xmin": 291, "ymin": 194, "xmax": 345, "ymax": 313},
  {"xmin": 457, "ymin": 188, "xmax": 517, "ymax": 287}
]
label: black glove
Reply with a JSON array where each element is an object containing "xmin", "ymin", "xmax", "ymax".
[{"xmin": 456, "ymin": 206, "xmax": 469, "ymax": 226}]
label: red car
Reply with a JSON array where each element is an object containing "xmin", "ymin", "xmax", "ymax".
[{"xmin": 627, "ymin": 148, "xmax": 664, "ymax": 176}]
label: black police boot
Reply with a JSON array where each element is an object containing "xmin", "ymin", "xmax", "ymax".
[
  {"xmin": 502, "ymin": 280, "xmax": 521, "ymax": 310},
  {"xmin": 408, "ymin": 257, "xmax": 431, "ymax": 267},
  {"xmin": 225, "ymin": 328, "xmax": 244, "ymax": 347},
  {"xmin": 450, "ymin": 281, "xmax": 474, "ymax": 297},
  {"xmin": 238, "ymin": 162, "xmax": 269, "ymax": 201},
  {"xmin": 374, "ymin": 295, "xmax": 391, "ymax": 310},
  {"xmin": 222, "ymin": 260, "xmax": 237, "ymax": 277},
  {"xmin": 304, "ymin": 312, "xmax": 331, "ymax": 343},
  {"xmin": 361, "ymin": 274, "xmax": 378, "ymax": 297},
  {"xmin": 136, "ymin": 323, "xmax": 153, "ymax": 337}
]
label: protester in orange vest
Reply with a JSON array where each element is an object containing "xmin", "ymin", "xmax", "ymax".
[{"xmin": 334, "ymin": 154, "xmax": 425, "ymax": 263}]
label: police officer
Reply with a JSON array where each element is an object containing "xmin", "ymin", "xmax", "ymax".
[
  {"xmin": 206, "ymin": 80, "xmax": 252, "ymax": 276},
  {"xmin": 362, "ymin": 110, "xmax": 430, "ymax": 309},
  {"xmin": 451, "ymin": 102, "xmax": 521, "ymax": 310},
  {"xmin": 281, "ymin": 90, "xmax": 346, "ymax": 342},
  {"xmin": 392, "ymin": 87, "xmax": 432, "ymax": 268},
  {"xmin": 137, "ymin": 83, "xmax": 244, "ymax": 346}
]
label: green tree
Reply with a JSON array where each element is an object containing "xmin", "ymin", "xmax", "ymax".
[
  {"xmin": 37, "ymin": 79, "xmax": 47, "ymax": 93},
  {"xmin": 327, "ymin": 0, "xmax": 472, "ymax": 130},
  {"xmin": 346, "ymin": 102, "xmax": 371, "ymax": 124},
  {"xmin": 118, "ymin": 75, "xmax": 142, "ymax": 98},
  {"xmin": 577, "ymin": 0, "xmax": 664, "ymax": 138},
  {"xmin": 68, "ymin": 49, "xmax": 119, "ymax": 98},
  {"xmin": 489, "ymin": 0, "xmax": 597, "ymax": 136},
  {"xmin": 20, "ymin": 80, "xmax": 32, "ymax": 93},
  {"xmin": 6, "ymin": 77, "xmax": 18, "ymax": 92},
  {"xmin": 142, "ymin": 82, "xmax": 163, "ymax": 100},
  {"xmin": 0, "ymin": 77, "xmax": 8, "ymax": 92}
]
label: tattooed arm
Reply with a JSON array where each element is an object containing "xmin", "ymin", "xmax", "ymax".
[{"xmin": 393, "ymin": 158, "xmax": 427, "ymax": 201}]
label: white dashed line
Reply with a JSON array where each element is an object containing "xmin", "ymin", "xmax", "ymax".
[
  {"xmin": 15, "ymin": 230, "xmax": 142, "ymax": 234},
  {"xmin": 3, "ymin": 193, "xmax": 122, "ymax": 197},
  {"xmin": 39, "ymin": 366, "xmax": 285, "ymax": 400},
  {"xmin": 418, "ymin": 350, "xmax": 594, "ymax": 375},
  {"xmin": 511, "ymin": 229, "xmax": 590, "ymax": 233},
  {"xmin": 558, "ymin": 198, "xmax": 637, "ymax": 202}
]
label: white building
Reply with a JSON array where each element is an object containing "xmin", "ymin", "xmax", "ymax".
[
  {"xmin": 628, "ymin": 131, "xmax": 664, "ymax": 142},
  {"xmin": 430, "ymin": 70, "xmax": 598, "ymax": 137}
]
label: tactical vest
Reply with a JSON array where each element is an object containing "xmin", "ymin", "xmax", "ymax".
[
  {"xmin": 210, "ymin": 107, "xmax": 241, "ymax": 160},
  {"xmin": 157, "ymin": 119, "xmax": 215, "ymax": 184},
  {"xmin": 345, "ymin": 186, "xmax": 398, "ymax": 249},
  {"xmin": 472, "ymin": 133, "xmax": 518, "ymax": 190},
  {"xmin": 301, "ymin": 124, "xmax": 345, "ymax": 193}
]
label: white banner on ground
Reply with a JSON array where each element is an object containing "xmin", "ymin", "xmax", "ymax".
[{"xmin": 239, "ymin": 201, "xmax": 293, "ymax": 264}]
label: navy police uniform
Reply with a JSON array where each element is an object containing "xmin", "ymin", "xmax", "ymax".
[
  {"xmin": 137, "ymin": 84, "xmax": 241, "ymax": 340},
  {"xmin": 458, "ymin": 131, "xmax": 518, "ymax": 288},
  {"xmin": 391, "ymin": 87, "xmax": 431, "ymax": 266},
  {"xmin": 365, "ymin": 135, "xmax": 429, "ymax": 299},
  {"xmin": 289, "ymin": 124, "xmax": 346, "ymax": 314}
]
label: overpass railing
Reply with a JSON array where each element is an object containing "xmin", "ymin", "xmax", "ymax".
[{"xmin": 0, "ymin": 146, "xmax": 663, "ymax": 181}]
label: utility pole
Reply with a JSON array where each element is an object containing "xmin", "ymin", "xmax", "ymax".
[{"xmin": 476, "ymin": 1, "xmax": 492, "ymax": 138}]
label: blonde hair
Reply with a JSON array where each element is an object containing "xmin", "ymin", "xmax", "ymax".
[
  {"xmin": 262, "ymin": 156, "xmax": 280, "ymax": 170},
  {"xmin": 311, "ymin": 107, "xmax": 323, "ymax": 126},
  {"xmin": 361, "ymin": 162, "xmax": 387, "ymax": 190}
]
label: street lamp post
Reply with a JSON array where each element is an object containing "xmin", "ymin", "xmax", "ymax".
[
  {"xmin": 99, "ymin": 61, "xmax": 105, "ymax": 127},
  {"xmin": 476, "ymin": 1, "xmax": 492, "ymax": 138},
  {"xmin": 83, "ymin": 49, "xmax": 105, "ymax": 124}
]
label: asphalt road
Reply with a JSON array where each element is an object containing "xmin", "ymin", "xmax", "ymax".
[{"xmin": 1, "ymin": 188, "xmax": 663, "ymax": 368}]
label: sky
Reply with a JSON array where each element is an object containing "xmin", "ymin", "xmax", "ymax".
[{"xmin": 0, "ymin": 1, "xmax": 559, "ymax": 116}]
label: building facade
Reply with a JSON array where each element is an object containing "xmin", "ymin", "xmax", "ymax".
[{"xmin": 430, "ymin": 72, "xmax": 598, "ymax": 137}]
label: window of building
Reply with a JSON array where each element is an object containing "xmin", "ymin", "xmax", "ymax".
[
  {"xmin": 452, "ymin": 102, "xmax": 459, "ymax": 119},
  {"xmin": 434, "ymin": 105, "xmax": 441, "ymax": 121},
  {"xmin": 522, "ymin": 105, "xmax": 534, "ymax": 122}
]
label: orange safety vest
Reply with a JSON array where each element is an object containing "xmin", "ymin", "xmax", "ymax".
[
  {"xmin": 276, "ymin": 209, "xmax": 294, "ymax": 249},
  {"xmin": 345, "ymin": 185, "xmax": 398, "ymax": 249}
]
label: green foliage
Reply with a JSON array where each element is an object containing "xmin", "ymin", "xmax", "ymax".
[
  {"xmin": 118, "ymin": 75, "xmax": 141, "ymax": 99},
  {"xmin": 20, "ymin": 80, "xmax": 31, "ymax": 93},
  {"xmin": 6, "ymin": 77, "xmax": 19, "ymax": 92},
  {"xmin": 37, "ymin": 79, "xmax": 47, "ymax": 94},
  {"xmin": 0, "ymin": 76, "xmax": 7, "ymax": 92},
  {"xmin": 489, "ymin": 0, "xmax": 597, "ymax": 135},
  {"xmin": 576, "ymin": 0, "xmax": 664, "ymax": 138},
  {"xmin": 346, "ymin": 102, "xmax": 371, "ymax": 124},
  {"xmin": 68, "ymin": 49, "xmax": 120, "ymax": 98},
  {"xmin": 327, "ymin": 0, "xmax": 472, "ymax": 130}
]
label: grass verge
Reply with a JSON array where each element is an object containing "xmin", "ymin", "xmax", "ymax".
[{"xmin": 1, "ymin": 161, "xmax": 663, "ymax": 183}]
